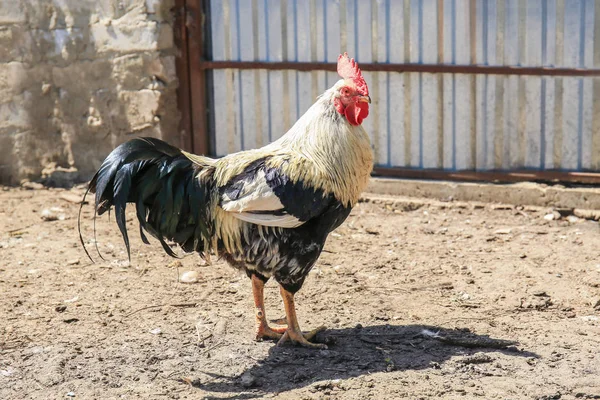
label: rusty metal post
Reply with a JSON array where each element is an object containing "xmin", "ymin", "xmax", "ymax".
[
  {"xmin": 174, "ymin": 0, "xmax": 210, "ymax": 155},
  {"xmin": 174, "ymin": 0, "xmax": 193, "ymax": 152}
]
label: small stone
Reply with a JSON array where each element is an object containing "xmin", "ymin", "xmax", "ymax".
[
  {"xmin": 41, "ymin": 207, "xmax": 66, "ymax": 222},
  {"xmin": 66, "ymin": 259, "xmax": 80, "ymax": 266},
  {"xmin": 22, "ymin": 181, "xmax": 45, "ymax": 190},
  {"xmin": 66, "ymin": 392, "xmax": 75, "ymax": 397},
  {"xmin": 592, "ymin": 298, "xmax": 600, "ymax": 310},
  {"xmin": 41, "ymin": 83, "xmax": 52, "ymax": 95},
  {"xmin": 494, "ymin": 228, "xmax": 512, "ymax": 235},
  {"xmin": 240, "ymin": 372, "xmax": 256, "ymax": 388},
  {"xmin": 64, "ymin": 296, "xmax": 79, "ymax": 303},
  {"xmin": 544, "ymin": 213, "xmax": 556, "ymax": 221},
  {"xmin": 566, "ymin": 215, "xmax": 580, "ymax": 223},
  {"xmin": 179, "ymin": 271, "xmax": 200, "ymax": 284},
  {"xmin": 533, "ymin": 291, "xmax": 548, "ymax": 297},
  {"xmin": 149, "ymin": 328, "xmax": 162, "ymax": 335},
  {"xmin": 55, "ymin": 305, "xmax": 67, "ymax": 313},
  {"xmin": 41, "ymin": 209, "xmax": 59, "ymax": 221}
]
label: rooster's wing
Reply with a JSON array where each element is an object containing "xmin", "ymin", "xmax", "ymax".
[{"xmin": 219, "ymin": 159, "xmax": 333, "ymax": 229}]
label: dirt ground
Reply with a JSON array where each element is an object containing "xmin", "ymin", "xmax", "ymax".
[{"xmin": 1, "ymin": 185, "xmax": 599, "ymax": 400}]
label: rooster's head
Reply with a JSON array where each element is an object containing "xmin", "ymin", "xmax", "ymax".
[{"xmin": 333, "ymin": 53, "xmax": 370, "ymax": 126}]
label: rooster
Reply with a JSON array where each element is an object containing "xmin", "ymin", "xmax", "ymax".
[{"xmin": 80, "ymin": 53, "xmax": 373, "ymax": 349}]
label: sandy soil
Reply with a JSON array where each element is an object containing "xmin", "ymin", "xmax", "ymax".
[{"xmin": 1, "ymin": 185, "xmax": 599, "ymax": 400}]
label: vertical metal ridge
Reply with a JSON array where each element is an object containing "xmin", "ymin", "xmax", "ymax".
[
  {"xmin": 252, "ymin": 0, "xmax": 263, "ymax": 147},
  {"xmin": 371, "ymin": 0, "xmax": 380, "ymax": 163},
  {"xmin": 517, "ymin": 77, "xmax": 526, "ymax": 166},
  {"xmin": 371, "ymin": 0, "xmax": 378, "ymax": 62},
  {"xmin": 518, "ymin": 1, "xmax": 526, "ymax": 64},
  {"xmin": 293, "ymin": 0, "xmax": 299, "ymax": 120},
  {"xmin": 593, "ymin": 2, "xmax": 600, "ymax": 169},
  {"xmin": 223, "ymin": 0, "xmax": 236, "ymax": 153},
  {"xmin": 280, "ymin": 0, "xmax": 291, "ymax": 131},
  {"xmin": 553, "ymin": 0, "xmax": 565, "ymax": 168},
  {"xmin": 281, "ymin": 0, "xmax": 288, "ymax": 61},
  {"xmin": 540, "ymin": 0, "xmax": 548, "ymax": 168},
  {"xmin": 323, "ymin": 0, "xmax": 328, "ymax": 90},
  {"xmin": 264, "ymin": 0, "xmax": 272, "ymax": 143},
  {"xmin": 418, "ymin": 0, "xmax": 423, "ymax": 168},
  {"xmin": 403, "ymin": 0, "xmax": 411, "ymax": 166},
  {"xmin": 517, "ymin": 1, "xmax": 527, "ymax": 166},
  {"xmin": 493, "ymin": 0, "xmax": 505, "ymax": 169},
  {"xmin": 554, "ymin": 78, "xmax": 564, "ymax": 168},
  {"xmin": 482, "ymin": 0, "xmax": 489, "ymax": 168},
  {"xmin": 340, "ymin": 0, "xmax": 347, "ymax": 51},
  {"xmin": 437, "ymin": 0, "xmax": 444, "ymax": 168},
  {"xmin": 470, "ymin": 0, "xmax": 477, "ymax": 65},
  {"xmin": 386, "ymin": 0, "xmax": 391, "ymax": 166},
  {"xmin": 403, "ymin": 0, "xmax": 411, "ymax": 62},
  {"xmin": 235, "ymin": 0, "xmax": 245, "ymax": 150},
  {"xmin": 577, "ymin": 1, "xmax": 586, "ymax": 170},
  {"xmin": 354, "ymin": 0, "xmax": 359, "ymax": 59},
  {"xmin": 577, "ymin": 78, "xmax": 584, "ymax": 170},
  {"xmin": 310, "ymin": 0, "xmax": 318, "ymax": 101},
  {"xmin": 372, "ymin": 71, "xmax": 381, "ymax": 163},
  {"xmin": 555, "ymin": 0, "xmax": 565, "ymax": 66},
  {"xmin": 451, "ymin": 0, "xmax": 456, "ymax": 169},
  {"xmin": 469, "ymin": 0, "xmax": 477, "ymax": 169}
]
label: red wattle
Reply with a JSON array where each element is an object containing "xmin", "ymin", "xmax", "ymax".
[{"xmin": 344, "ymin": 102, "xmax": 369, "ymax": 126}]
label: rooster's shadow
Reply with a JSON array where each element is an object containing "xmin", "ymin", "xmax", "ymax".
[{"xmin": 195, "ymin": 324, "xmax": 537, "ymax": 398}]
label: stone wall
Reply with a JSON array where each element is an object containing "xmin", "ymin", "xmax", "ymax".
[{"xmin": 0, "ymin": 0, "xmax": 181, "ymax": 185}]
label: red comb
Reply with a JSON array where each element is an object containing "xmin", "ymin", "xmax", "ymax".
[{"xmin": 337, "ymin": 52, "xmax": 368, "ymax": 95}]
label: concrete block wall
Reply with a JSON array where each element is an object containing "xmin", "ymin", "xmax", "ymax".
[{"xmin": 0, "ymin": 0, "xmax": 180, "ymax": 185}]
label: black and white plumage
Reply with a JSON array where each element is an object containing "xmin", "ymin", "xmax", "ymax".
[
  {"xmin": 217, "ymin": 157, "xmax": 351, "ymax": 292},
  {"xmin": 81, "ymin": 53, "xmax": 373, "ymax": 348},
  {"xmin": 81, "ymin": 140, "xmax": 353, "ymax": 294}
]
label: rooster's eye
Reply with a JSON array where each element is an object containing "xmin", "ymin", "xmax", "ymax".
[{"xmin": 341, "ymin": 87, "xmax": 351, "ymax": 96}]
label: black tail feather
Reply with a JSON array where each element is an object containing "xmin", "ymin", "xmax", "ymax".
[{"xmin": 80, "ymin": 137, "xmax": 216, "ymax": 263}]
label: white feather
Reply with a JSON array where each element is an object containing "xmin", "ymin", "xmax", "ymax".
[
  {"xmin": 220, "ymin": 170, "xmax": 304, "ymax": 228},
  {"xmin": 232, "ymin": 212, "xmax": 303, "ymax": 228},
  {"xmin": 221, "ymin": 170, "xmax": 284, "ymax": 212}
]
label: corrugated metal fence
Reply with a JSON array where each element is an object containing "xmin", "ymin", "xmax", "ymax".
[{"xmin": 202, "ymin": 0, "xmax": 600, "ymax": 175}]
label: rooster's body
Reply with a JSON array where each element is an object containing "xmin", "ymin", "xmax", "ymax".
[{"xmin": 83, "ymin": 54, "xmax": 373, "ymax": 348}]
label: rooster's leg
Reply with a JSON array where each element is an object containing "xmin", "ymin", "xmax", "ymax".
[
  {"xmin": 252, "ymin": 274, "xmax": 287, "ymax": 341},
  {"xmin": 276, "ymin": 287, "xmax": 327, "ymax": 349}
]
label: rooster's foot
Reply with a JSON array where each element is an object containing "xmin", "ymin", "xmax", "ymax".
[
  {"xmin": 276, "ymin": 325, "xmax": 327, "ymax": 349},
  {"xmin": 255, "ymin": 324, "xmax": 287, "ymax": 341}
]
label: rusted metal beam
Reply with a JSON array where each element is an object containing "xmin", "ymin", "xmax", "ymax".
[
  {"xmin": 173, "ymin": 0, "xmax": 193, "ymax": 152},
  {"xmin": 199, "ymin": 60, "xmax": 600, "ymax": 77},
  {"xmin": 372, "ymin": 167, "xmax": 600, "ymax": 185},
  {"xmin": 187, "ymin": 0, "xmax": 210, "ymax": 156}
]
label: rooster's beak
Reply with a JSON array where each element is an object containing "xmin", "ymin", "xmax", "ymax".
[{"xmin": 358, "ymin": 95, "xmax": 371, "ymax": 104}]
